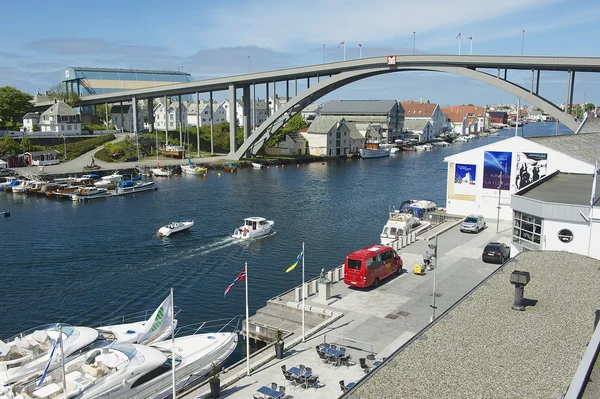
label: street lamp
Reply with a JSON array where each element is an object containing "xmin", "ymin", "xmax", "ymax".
[
  {"xmin": 521, "ymin": 30, "xmax": 525, "ymax": 56},
  {"xmin": 323, "ymin": 44, "xmax": 325, "ymax": 63},
  {"xmin": 429, "ymin": 234, "xmax": 438, "ymax": 322},
  {"xmin": 413, "ymin": 32, "xmax": 416, "ymax": 54}
]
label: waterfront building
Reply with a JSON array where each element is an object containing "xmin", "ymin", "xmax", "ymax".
[
  {"xmin": 264, "ymin": 131, "xmax": 307, "ymax": 156},
  {"xmin": 351, "ymin": 251, "xmax": 600, "ymax": 398},
  {"xmin": 23, "ymin": 150, "xmax": 60, "ymax": 166},
  {"xmin": 186, "ymin": 101, "xmax": 227, "ymax": 127},
  {"xmin": 300, "ymin": 103, "xmax": 322, "ymax": 125},
  {"xmin": 443, "ymin": 124, "xmax": 600, "ymax": 222},
  {"xmin": 21, "ymin": 112, "xmax": 40, "ymax": 132},
  {"xmin": 489, "ymin": 111, "xmax": 508, "ymax": 126},
  {"xmin": 442, "ymin": 105, "xmax": 489, "ymax": 134},
  {"xmin": 403, "ymin": 119, "xmax": 434, "ymax": 143},
  {"xmin": 153, "ymin": 100, "xmax": 187, "ymax": 130},
  {"xmin": 320, "ymin": 100, "xmax": 404, "ymax": 143},
  {"xmin": 110, "ymin": 102, "xmax": 145, "ymax": 132},
  {"xmin": 39, "ymin": 101, "xmax": 81, "ymax": 135},
  {"xmin": 301, "ymin": 116, "xmax": 364, "ymax": 156},
  {"xmin": 268, "ymin": 95, "xmax": 290, "ymax": 115},
  {"xmin": 220, "ymin": 98, "xmax": 268, "ymax": 127},
  {"xmin": 400, "ymin": 100, "xmax": 447, "ymax": 137}
]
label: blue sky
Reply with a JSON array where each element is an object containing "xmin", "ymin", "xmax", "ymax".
[{"xmin": 2, "ymin": 0, "xmax": 600, "ymax": 106}]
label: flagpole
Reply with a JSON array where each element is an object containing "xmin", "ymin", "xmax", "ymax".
[
  {"xmin": 359, "ymin": 45, "xmax": 362, "ymax": 59},
  {"xmin": 469, "ymin": 38, "xmax": 473, "ymax": 55},
  {"xmin": 171, "ymin": 288, "xmax": 176, "ymax": 399},
  {"xmin": 302, "ymin": 241, "xmax": 305, "ymax": 342},
  {"xmin": 245, "ymin": 262, "xmax": 250, "ymax": 376},
  {"xmin": 459, "ymin": 35, "xmax": 462, "ymax": 55},
  {"xmin": 343, "ymin": 42, "xmax": 346, "ymax": 61},
  {"xmin": 59, "ymin": 325, "xmax": 67, "ymax": 399}
]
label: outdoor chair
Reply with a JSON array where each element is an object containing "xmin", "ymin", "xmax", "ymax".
[
  {"xmin": 340, "ymin": 347, "xmax": 346, "ymax": 355},
  {"xmin": 299, "ymin": 364, "xmax": 306, "ymax": 371},
  {"xmin": 339, "ymin": 380, "xmax": 348, "ymax": 393},
  {"xmin": 339, "ymin": 354, "xmax": 352, "ymax": 367},
  {"xmin": 305, "ymin": 367, "xmax": 312, "ymax": 372},
  {"xmin": 359, "ymin": 357, "xmax": 370, "ymax": 374},
  {"xmin": 305, "ymin": 375, "xmax": 320, "ymax": 390},
  {"xmin": 278, "ymin": 386, "xmax": 286, "ymax": 394},
  {"xmin": 295, "ymin": 375, "xmax": 307, "ymax": 388},
  {"xmin": 282, "ymin": 396, "xmax": 294, "ymax": 399},
  {"xmin": 320, "ymin": 343, "xmax": 330, "ymax": 349},
  {"xmin": 330, "ymin": 344, "xmax": 337, "ymax": 350},
  {"xmin": 270, "ymin": 382, "xmax": 278, "ymax": 391},
  {"xmin": 284, "ymin": 371, "xmax": 297, "ymax": 387},
  {"xmin": 281, "ymin": 365, "xmax": 287, "ymax": 374}
]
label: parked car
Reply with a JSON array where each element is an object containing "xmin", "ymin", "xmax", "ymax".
[
  {"xmin": 123, "ymin": 156, "xmax": 138, "ymax": 162},
  {"xmin": 343, "ymin": 244, "xmax": 403, "ymax": 288},
  {"xmin": 0, "ymin": 168, "xmax": 16, "ymax": 177},
  {"xmin": 482, "ymin": 242, "xmax": 511, "ymax": 264},
  {"xmin": 460, "ymin": 214, "xmax": 486, "ymax": 233}
]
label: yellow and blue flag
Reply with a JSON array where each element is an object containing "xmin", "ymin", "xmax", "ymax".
[{"xmin": 286, "ymin": 250, "xmax": 304, "ymax": 273}]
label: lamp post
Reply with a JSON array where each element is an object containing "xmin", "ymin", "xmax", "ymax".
[
  {"xmin": 496, "ymin": 171, "xmax": 503, "ymax": 233},
  {"xmin": 429, "ymin": 234, "xmax": 438, "ymax": 322},
  {"xmin": 413, "ymin": 32, "xmax": 416, "ymax": 54},
  {"xmin": 521, "ymin": 30, "xmax": 525, "ymax": 56},
  {"xmin": 248, "ymin": 55, "xmax": 251, "ymax": 73},
  {"xmin": 323, "ymin": 44, "xmax": 325, "ymax": 63}
]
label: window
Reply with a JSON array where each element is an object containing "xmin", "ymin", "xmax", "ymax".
[
  {"xmin": 61, "ymin": 125, "xmax": 64, "ymax": 131},
  {"xmin": 67, "ymin": 125, "xmax": 72, "ymax": 130},
  {"xmin": 512, "ymin": 211, "xmax": 542, "ymax": 250},
  {"xmin": 347, "ymin": 259, "xmax": 362, "ymax": 270}
]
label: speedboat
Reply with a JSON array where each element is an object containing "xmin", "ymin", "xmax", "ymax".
[
  {"xmin": 115, "ymin": 180, "xmax": 155, "ymax": 195},
  {"xmin": 232, "ymin": 217, "xmax": 274, "ymax": 239},
  {"xmin": 157, "ymin": 220, "xmax": 194, "ymax": 237},
  {"xmin": 0, "ymin": 324, "xmax": 99, "ymax": 386},
  {"xmin": 181, "ymin": 158, "xmax": 208, "ymax": 175},
  {"xmin": 70, "ymin": 187, "xmax": 111, "ymax": 201},
  {"xmin": 380, "ymin": 211, "xmax": 429, "ymax": 245},
  {"xmin": 10, "ymin": 332, "xmax": 238, "ymax": 399},
  {"xmin": 11, "ymin": 180, "xmax": 31, "ymax": 193},
  {"xmin": 252, "ymin": 162, "xmax": 265, "ymax": 169},
  {"xmin": 94, "ymin": 173, "xmax": 131, "ymax": 188}
]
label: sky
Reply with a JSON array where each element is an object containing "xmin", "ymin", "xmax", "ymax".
[{"xmin": 2, "ymin": 0, "xmax": 600, "ymax": 106}]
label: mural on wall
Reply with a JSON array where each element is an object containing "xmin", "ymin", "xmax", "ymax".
[
  {"xmin": 515, "ymin": 152, "xmax": 547, "ymax": 189},
  {"xmin": 483, "ymin": 151, "xmax": 512, "ymax": 191},
  {"xmin": 454, "ymin": 163, "xmax": 477, "ymax": 195}
]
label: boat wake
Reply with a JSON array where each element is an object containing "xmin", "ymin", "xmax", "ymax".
[{"xmin": 186, "ymin": 236, "xmax": 239, "ymax": 257}]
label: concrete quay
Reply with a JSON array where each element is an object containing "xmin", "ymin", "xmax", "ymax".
[{"xmin": 181, "ymin": 219, "xmax": 512, "ymax": 399}]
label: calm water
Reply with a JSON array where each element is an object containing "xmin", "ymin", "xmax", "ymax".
[{"xmin": 0, "ymin": 122, "xmax": 569, "ymax": 362}]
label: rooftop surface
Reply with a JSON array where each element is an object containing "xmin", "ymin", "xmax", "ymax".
[
  {"xmin": 528, "ymin": 131, "xmax": 600, "ymax": 166},
  {"xmin": 321, "ymin": 100, "xmax": 398, "ymax": 115},
  {"xmin": 520, "ymin": 172, "xmax": 599, "ymax": 206},
  {"xmin": 353, "ymin": 250, "xmax": 600, "ymax": 399}
]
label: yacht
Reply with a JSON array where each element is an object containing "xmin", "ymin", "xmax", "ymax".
[
  {"xmin": 0, "ymin": 324, "xmax": 99, "ymax": 386},
  {"xmin": 359, "ymin": 142, "xmax": 391, "ymax": 159},
  {"xmin": 380, "ymin": 211, "xmax": 429, "ymax": 245},
  {"xmin": 399, "ymin": 199, "xmax": 438, "ymax": 219},
  {"xmin": 157, "ymin": 221, "xmax": 194, "ymax": 237},
  {"xmin": 94, "ymin": 173, "xmax": 131, "ymax": 188},
  {"xmin": 115, "ymin": 180, "xmax": 156, "ymax": 196},
  {"xmin": 232, "ymin": 217, "xmax": 274, "ymax": 240},
  {"xmin": 10, "ymin": 333, "xmax": 238, "ymax": 399},
  {"xmin": 70, "ymin": 187, "xmax": 111, "ymax": 201}
]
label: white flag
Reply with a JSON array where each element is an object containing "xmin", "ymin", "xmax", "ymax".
[{"xmin": 137, "ymin": 293, "xmax": 173, "ymax": 344}]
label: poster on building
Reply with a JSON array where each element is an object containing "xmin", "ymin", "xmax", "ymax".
[
  {"xmin": 454, "ymin": 163, "xmax": 477, "ymax": 195},
  {"xmin": 515, "ymin": 152, "xmax": 547, "ymax": 190},
  {"xmin": 482, "ymin": 151, "xmax": 512, "ymax": 191}
]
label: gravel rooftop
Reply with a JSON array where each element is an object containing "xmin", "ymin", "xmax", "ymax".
[{"xmin": 354, "ymin": 251, "xmax": 600, "ymax": 399}]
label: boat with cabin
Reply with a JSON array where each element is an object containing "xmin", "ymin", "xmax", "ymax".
[
  {"xmin": 157, "ymin": 220, "xmax": 194, "ymax": 237},
  {"xmin": 181, "ymin": 159, "xmax": 208, "ymax": 175},
  {"xmin": 70, "ymin": 187, "xmax": 111, "ymax": 201},
  {"xmin": 232, "ymin": 217, "xmax": 274, "ymax": 240},
  {"xmin": 94, "ymin": 173, "xmax": 131, "ymax": 188},
  {"xmin": 223, "ymin": 162, "xmax": 237, "ymax": 172},
  {"xmin": 2, "ymin": 178, "xmax": 20, "ymax": 192},
  {"xmin": 360, "ymin": 141, "xmax": 391, "ymax": 159},
  {"xmin": 115, "ymin": 180, "xmax": 156, "ymax": 195}
]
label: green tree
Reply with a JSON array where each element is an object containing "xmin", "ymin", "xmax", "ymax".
[
  {"xmin": 46, "ymin": 82, "xmax": 80, "ymax": 106},
  {"xmin": 96, "ymin": 104, "xmax": 111, "ymax": 127},
  {"xmin": 21, "ymin": 135, "xmax": 33, "ymax": 152},
  {"xmin": 585, "ymin": 103, "xmax": 596, "ymax": 112},
  {"xmin": 0, "ymin": 133, "xmax": 21, "ymax": 156},
  {"xmin": 285, "ymin": 114, "xmax": 307, "ymax": 131},
  {"xmin": 0, "ymin": 86, "xmax": 33, "ymax": 125}
]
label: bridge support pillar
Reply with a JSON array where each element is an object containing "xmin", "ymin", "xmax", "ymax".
[
  {"xmin": 164, "ymin": 95, "xmax": 168, "ymax": 146},
  {"xmin": 273, "ymin": 80, "xmax": 277, "ymax": 114},
  {"xmin": 565, "ymin": 71, "xmax": 571, "ymax": 115},
  {"xmin": 228, "ymin": 84, "xmax": 237, "ymax": 156},
  {"xmin": 266, "ymin": 82, "xmax": 270, "ymax": 117},
  {"xmin": 286, "ymin": 80, "xmax": 289, "ymax": 100},
  {"xmin": 307, "ymin": 77, "xmax": 310, "ymax": 89},
  {"xmin": 105, "ymin": 102, "xmax": 109, "ymax": 130},
  {"xmin": 132, "ymin": 96, "xmax": 137, "ymax": 135},
  {"xmin": 148, "ymin": 98, "xmax": 154, "ymax": 133},
  {"xmin": 210, "ymin": 91, "xmax": 214, "ymax": 154},
  {"xmin": 243, "ymin": 85, "xmax": 251, "ymax": 140},
  {"xmin": 295, "ymin": 79, "xmax": 297, "ymax": 96},
  {"xmin": 503, "ymin": 69, "xmax": 507, "ymax": 80},
  {"xmin": 120, "ymin": 101, "xmax": 124, "ymax": 132},
  {"xmin": 178, "ymin": 94, "xmax": 183, "ymax": 146},
  {"xmin": 196, "ymin": 92, "xmax": 200, "ymax": 157},
  {"xmin": 535, "ymin": 70, "xmax": 540, "ymax": 95},
  {"xmin": 569, "ymin": 71, "xmax": 576, "ymax": 116},
  {"xmin": 530, "ymin": 69, "xmax": 534, "ymax": 93}
]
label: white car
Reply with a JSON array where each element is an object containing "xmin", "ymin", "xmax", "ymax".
[{"xmin": 460, "ymin": 214, "xmax": 486, "ymax": 233}]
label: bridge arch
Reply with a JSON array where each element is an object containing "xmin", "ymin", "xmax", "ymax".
[{"xmin": 234, "ymin": 65, "xmax": 578, "ymax": 159}]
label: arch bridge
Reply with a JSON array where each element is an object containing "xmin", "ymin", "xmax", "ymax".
[{"xmin": 35, "ymin": 55, "xmax": 600, "ymax": 159}]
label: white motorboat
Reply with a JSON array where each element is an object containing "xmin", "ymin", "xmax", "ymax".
[
  {"xmin": 0, "ymin": 324, "xmax": 99, "ymax": 386},
  {"xmin": 360, "ymin": 142, "xmax": 391, "ymax": 159},
  {"xmin": 115, "ymin": 180, "xmax": 155, "ymax": 196},
  {"xmin": 157, "ymin": 220, "xmax": 194, "ymax": 237},
  {"xmin": 380, "ymin": 211, "xmax": 430, "ymax": 246},
  {"xmin": 71, "ymin": 187, "xmax": 111, "ymax": 201},
  {"xmin": 232, "ymin": 217, "xmax": 274, "ymax": 239},
  {"xmin": 414, "ymin": 144, "xmax": 433, "ymax": 151},
  {"xmin": 251, "ymin": 162, "xmax": 265, "ymax": 169},
  {"xmin": 181, "ymin": 158, "xmax": 207, "ymax": 175},
  {"xmin": 152, "ymin": 167, "xmax": 172, "ymax": 177},
  {"xmin": 11, "ymin": 181, "xmax": 31, "ymax": 193},
  {"xmin": 94, "ymin": 173, "xmax": 131, "ymax": 188},
  {"xmin": 10, "ymin": 333, "xmax": 238, "ymax": 399}
]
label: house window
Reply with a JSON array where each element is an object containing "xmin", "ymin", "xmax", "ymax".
[
  {"xmin": 512, "ymin": 211, "xmax": 542, "ymax": 250},
  {"xmin": 61, "ymin": 125, "xmax": 65, "ymax": 131},
  {"xmin": 203, "ymin": 118, "xmax": 207, "ymax": 122},
  {"xmin": 67, "ymin": 125, "xmax": 72, "ymax": 130}
]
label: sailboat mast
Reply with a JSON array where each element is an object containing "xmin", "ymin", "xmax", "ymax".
[
  {"xmin": 59, "ymin": 325, "xmax": 67, "ymax": 399},
  {"xmin": 171, "ymin": 288, "xmax": 176, "ymax": 399}
]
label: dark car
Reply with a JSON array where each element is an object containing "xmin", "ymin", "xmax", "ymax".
[
  {"xmin": 0, "ymin": 168, "xmax": 16, "ymax": 177},
  {"xmin": 482, "ymin": 242, "xmax": 511, "ymax": 264},
  {"xmin": 123, "ymin": 156, "xmax": 138, "ymax": 162}
]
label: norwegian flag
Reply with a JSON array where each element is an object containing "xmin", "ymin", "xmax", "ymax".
[
  {"xmin": 338, "ymin": 41, "xmax": 345, "ymax": 48},
  {"xmin": 224, "ymin": 267, "xmax": 246, "ymax": 296},
  {"xmin": 468, "ymin": 36, "xmax": 473, "ymax": 40},
  {"xmin": 358, "ymin": 43, "xmax": 362, "ymax": 47},
  {"xmin": 456, "ymin": 33, "xmax": 461, "ymax": 39}
]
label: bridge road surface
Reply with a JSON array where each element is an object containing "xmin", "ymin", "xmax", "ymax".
[{"xmin": 182, "ymin": 219, "xmax": 513, "ymax": 399}]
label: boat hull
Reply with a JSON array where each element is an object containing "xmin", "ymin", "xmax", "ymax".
[
  {"xmin": 157, "ymin": 221, "xmax": 194, "ymax": 237},
  {"xmin": 360, "ymin": 148, "xmax": 390, "ymax": 159}
]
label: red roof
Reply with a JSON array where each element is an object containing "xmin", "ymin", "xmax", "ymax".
[{"xmin": 400, "ymin": 101, "xmax": 438, "ymax": 117}]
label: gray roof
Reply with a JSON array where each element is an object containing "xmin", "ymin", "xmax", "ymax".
[
  {"xmin": 25, "ymin": 150, "xmax": 60, "ymax": 157},
  {"xmin": 579, "ymin": 115, "xmax": 600, "ymax": 133},
  {"xmin": 286, "ymin": 131, "xmax": 307, "ymax": 143},
  {"xmin": 110, "ymin": 104, "xmax": 131, "ymax": 114},
  {"xmin": 22, "ymin": 112, "xmax": 40, "ymax": 120},
  {"xmin": 519, "ymin": 171, "xmax": 599, "ymax": 206},
  {"xmin": 307, "ymin": 116, "xmax": 342, "ymax": 134},
  {"xmin": 528, "ymin": 132, "xmax": 600, "ymax": 166},
  {"xmin": 403, "ymin": 119, "xmax": 430, "ymax": 131},
  {"xmin": 346, "ymin": 122, "xmax": 364, "ymax": 140},
  {"xmin": 42, "ymin": 101, "xmax": 77, "ymax": 117},
  {"xmin": 354, "ymin": 251, "xmax": 600, "ymax": 399},
  {"xmin": 321, "ymin": 100, "xmax": 397, "ymax": 115}
]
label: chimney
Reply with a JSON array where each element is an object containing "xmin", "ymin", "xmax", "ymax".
[{"xmin": 510, "ymin": 270, "xmax": 531, "ymax": 311}]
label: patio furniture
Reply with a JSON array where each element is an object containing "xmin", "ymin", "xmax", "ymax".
[
  {"xmin": 283, "ymin": 371, "xmax": 298, "ymax": 387},
  {"xmin": 340, "ymin": 347, "xmax": 346, "ymax": 355},
  {"xmin": 281, "ymin": 365, "xmax": 287, "ymax": 374},
  {"xmin": 319, "ymin": 343, "xmax": 330, "ymax": 349},
  {"xmin": 338, "ymin": 354, "xmax": 352, "ymax": 367},
  {"xmin": 278, "ymin": 386, "xmax": 286, "ymax": 394},
  {"xmin": 359, "ymin": 358, "xmax": 370, "ymax": 374},
  {"xmin": 299, "ymin": 364, "xmax": 305, "ymax": 371},
  {"xmin": 330, "ymin": 344, "xmax": 337, "ymax": 350},
  {"xmin": 270, "ymin": 382, "xmax": 278, "ymax": 391},
  {"xmin": 339, "ymin": 380, "xmax": 356, "ymax": 393},
  {"xmin": 304, "ymin": 375, "xmax": 320, "ymax": 390},
  {"xmin": 257, "ymin": 385, "xmax": 284, "ymax": 398}
]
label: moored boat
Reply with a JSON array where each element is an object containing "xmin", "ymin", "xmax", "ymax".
[
  {"xmin": 152, "ymin": 167, "xmax": 172, "ymax": 177},
  {"xmin": 251, "ymin": 162, "xmax": 265, "ymax": 169},
  {"xmin": 232, "ymin": 217, "xmax": 274, "ymax": 240},
  {"xmin": 223, "ymin": 162, "xmax": 237, "ymax": 172},
  {"xmin": 157, "ymin": 220, "xmax": 194, "ymax": 237},
  {"xmin": 360, "ymin": 142, "xmax": 391, "ymax": 159},
  {"xmin": 181, "ymin": 159, "xmax": 208, "ymax": 175},
  {"xmin": 380, "ymin": 211, "xmax": 430, "ymax": 245},
  {"xmin": 71, "ymin": 187, "xmax": 111, "ymax": 201},
  {"xmin": 115, "ymin": 180, "xmax": 156, "ymax": 195}
]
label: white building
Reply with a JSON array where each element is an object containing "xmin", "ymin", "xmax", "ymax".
[
  {"xmin": 221, "ymin": 98, "xmax": 269, "ymax": 127},
  {"xmin": 268, "ymin": 96, "xmax": 290, "ymax": 115},
  {"xmin": 301, "ymin": 103, "xmax": 322, "ymax": 125},
  {"xmin": 22, "ymin": 112, "xmax": 40, "ymax": 132},
  {"xmin": 153, "ymin": 101, "xmax": 187, "ymax": 130},
  {"xmin": 403, "ymin": 120, "xmax": 434, "ymax": 143},
  {"xmin": 400, "ymin": 101, "xmax": 447, "ymax": 137},
  {"xmin": 40, "ymin": 101, "xmax": 81, "ymax": 134},
  {"xmin": 444, "ymin": 129, "xmax": 600, "ymax": 222},
  {"xmin": 111, "ymin": 103, "xmax": 144, "ymax": 132},
  {"xmin": 511, "ymin": 170, "xmax": 599, "ymax": 260},
  {"xmin": 301, "ymin": 116, "xmax": 364, "ymax": 156},
  {"xmin": 186, "ymin": 101, "xmax": 227, "ymax": 127}
]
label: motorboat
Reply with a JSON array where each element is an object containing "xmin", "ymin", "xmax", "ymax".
[
  {"xmin": 223, "ymin": 162, "xmax": 237, "ymax": 172},
  {"xmin": 414, "ymin": 144, "xmax": 433, "ymax": 151},
  {"xmin": 71, "ymin": 174, "xmax": 101, "ymax": 186},
  {"xmin": 11, "ymin": 180, "xmax": 31, "ymax": 194},
  {"xmin": 232, "ymin": 217, "xmax": 274, "ymax": 240},
  {"xmin": 252, "ymin": 162, "xmax": 265, "ymax": 169},
  {"xmin": 380, "ymin": 211, "xmax": 429, "ymax": 246},
  {"xmin": 94, "ymin": 173, "xmax": 131, "ymax": 188},
  {"xmin": 115, "ymin": 180, "xmax": 156, "ymax": 196},
  {"xmin": 360, "ymin": 142, "xmax": 391, "ymax": 159},
  {"xmin": 70, "ymin": 187, "xmax": 111, "ymax": 201},
  {"xmin": 10, "ymin": 332, "xmax": 238, "ymax": 399},
  {"xmin": 0, "ymin": 324, "xmax": 99, "ymax": 386},
  {"xmin": 152, "ymin": 167, "xmax": 172, "ymax": 177},
  {"xmin": 181, "ymin": 159, "xmax": 208, "ymax": 175},
  {"xmin": 1, "ymin": 178, "xmax": 19, "ymax": 191},
  {"xmin": 157, "ymin": 220, "xmax": 194, "ymax": 237},
  {"xmin": 399, "ymin": 199, "xmax": 437, "ymax": 219}
]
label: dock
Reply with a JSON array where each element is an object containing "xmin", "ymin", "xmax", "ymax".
[{"xmin": 180, "ymin": 218, "xmax": 513, "ymax": 399}]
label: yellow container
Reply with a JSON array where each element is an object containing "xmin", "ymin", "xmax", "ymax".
[{"xmin": 414, "ymin": 264, "xmax": 424, "ymax": 275}]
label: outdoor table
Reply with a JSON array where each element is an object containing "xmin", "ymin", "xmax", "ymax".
[
  {"xmin": 323, "ymin": 347, "xmax": 343, "ymax": 357},
  {"xmin": 256, "ymin": 385, "xmax": 283, "ymax": 398},
  {"xmin": 345, "ymin": 382, "xmax": 356, "ymax": 390},
  {"xmin": 288, "ymin": 366, "xmax": 312, "ymax": 378}
]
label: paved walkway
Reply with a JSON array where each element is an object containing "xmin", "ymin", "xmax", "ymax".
[{"xmin": 183, "ymin": 220, "xmax": 513, "ymax": 399}]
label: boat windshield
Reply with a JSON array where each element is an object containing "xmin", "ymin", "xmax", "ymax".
[{"xmin": 11, "ymin": 323, "xmax": 76, "ymax": 342}]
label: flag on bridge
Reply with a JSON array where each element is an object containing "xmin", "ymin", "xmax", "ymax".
[
  {"xmin": 468, "ymin": 36, "xmax": 473, "ymax": 40},
  {"xmin": 224, "ymin": 267, "xmax": 247, "ymax": 296},
  {"xmin": 338, "ymin": 41, "xmax": 345, "ymax": 48},
  {"xmin": 456, "ymin": 32, "xmax": 461, "ymax": 39}
]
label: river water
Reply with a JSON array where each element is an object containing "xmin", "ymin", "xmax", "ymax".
[{"xmin": 0, "ymin": 122, "xmax": 570, "ymax": 363}]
